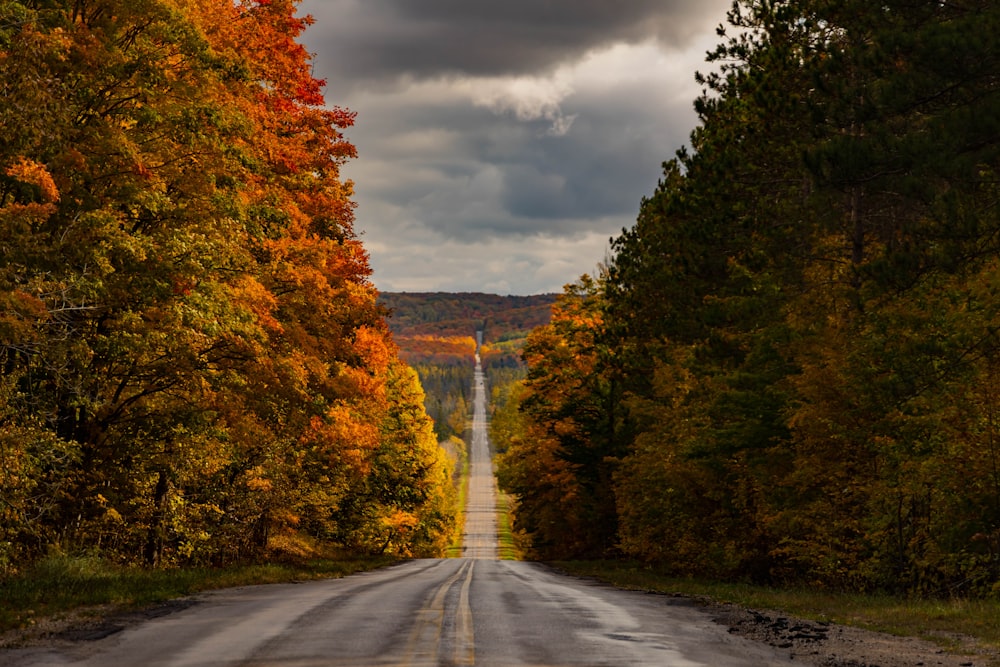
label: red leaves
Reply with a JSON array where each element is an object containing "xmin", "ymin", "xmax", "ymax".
[{"xmin": 294, "ymin": 79, "xmax": 325, "ymax": 106}]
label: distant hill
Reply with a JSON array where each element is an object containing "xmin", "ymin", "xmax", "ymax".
[
  {"xmin": 378, "ymin": 292, "xmax": 557, "ymax": 441},
  {"xmin": 379, "ymin": 292, "xmax": 557, "ymax": 344}
]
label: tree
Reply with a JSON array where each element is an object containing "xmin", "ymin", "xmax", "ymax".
[
  {"xmin": 497, "ymin": 276, "xmax": 619, "ymax": 559},
  {"xmin": 334, "ymin": 361, "xmax": 458, "ymax": 557},
  {"xmin": 522, "ymin": 0, "xmax": 1000, "ymax": 592},
  {"xmin": 0, "ymin": 0, "xmax": 453, "ymax": 569}
]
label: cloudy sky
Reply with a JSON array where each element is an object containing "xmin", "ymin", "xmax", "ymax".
[{"xmin": 297, "ymin": 0, "xmax": 732, "ymax": 295}]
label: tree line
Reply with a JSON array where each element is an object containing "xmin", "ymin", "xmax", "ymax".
[
  {"xmin": 497, "ymin": 0, "xmax": 1000, "ymax": 595},
  {"xmin": 0, "ymin": 0, "xmax": 457, "ymax": 570}
]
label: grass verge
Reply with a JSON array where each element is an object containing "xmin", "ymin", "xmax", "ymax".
[
  {"xmin": 553, "ymin": 560, "xmax": 1000, "ymax": 653},
  {"xmin": 495, "ymin": 492, "xmax": 519, "ymax": 560},
  {"xmin": 445, "ymin": 445, "xmax": 471, "ymax": 558},
  {"xmin": 0, "ymin": 552, "xmax": 396, "ymax": 635}
]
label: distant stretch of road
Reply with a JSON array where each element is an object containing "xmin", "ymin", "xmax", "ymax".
[
  {"xmin": 2, "ymin": 336, "xmax": 799, "ymax": 666},
  {"xmin": 462, "ymin": 341, "xmax": 498, "ymax": 560}
]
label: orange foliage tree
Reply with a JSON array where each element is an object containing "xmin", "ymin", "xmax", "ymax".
[
  {"xmin": 0, "ymin": 0, "xmax": 455, "ymax": 568},
  {"xmin": 496, "ymin": 276, "xmax": 621, "ymax": 559}
]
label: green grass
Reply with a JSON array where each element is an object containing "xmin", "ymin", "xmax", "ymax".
[
  {"xmin": 445, "ymin": 450, "xmax": 471, "ymax": 558},
  {"xmin": 0, "ymin": 553, "xmax": 395, "ymax": 634},
  {"xmin": 495, "ymin": 492, "xmax": 519, "ymax": 560},
  {"xmin": 553, "ymin": 560, "xmax": 1000, "ymax": 657}
]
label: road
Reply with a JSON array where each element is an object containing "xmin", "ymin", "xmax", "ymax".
[
  {"xmin": 2, "ymin": 341, "xmax": 798, "ymax": 666},
  {"xmin": 461, "ymin": 344, "xmax": 497, "ymax": 560}
]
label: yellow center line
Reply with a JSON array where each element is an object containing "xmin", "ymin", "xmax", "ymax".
[
  {"xmin": 397, "ymin": 560, "xmax": 476, "ymax": 666},
  {"xmin": 454, "ymin": 560, "xmax": 476, "ymax": 666}
]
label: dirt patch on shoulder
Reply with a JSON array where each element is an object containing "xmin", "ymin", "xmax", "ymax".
[
  {"xmin": 713, "ymin": 604, "xmax": 997, "ymax": 667},
  {"xmin": 0, "ymin": 598, "xmax": 198, "ymax": 649}
]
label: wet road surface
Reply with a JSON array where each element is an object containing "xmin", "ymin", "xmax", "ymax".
[{"xmin": 1, "ymin": 343, "xmax": 797, "ymax": 666}]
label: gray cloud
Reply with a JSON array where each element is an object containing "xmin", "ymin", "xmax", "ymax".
[
  {"xmin": 297, "ymin": 0, "xmax": 730, "ymax": 294},
  {"xmin": 342, "ymin": 63, "xmax": 700, "ymax": 239},
  {"xmin": 301, "ymin": 0, "xmax": 729, "ymax": 85}
]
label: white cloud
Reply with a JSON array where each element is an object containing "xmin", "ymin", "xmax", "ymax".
[{"xmin": 469, "ymin": 74, "xmax": 578, "ymax": 136}]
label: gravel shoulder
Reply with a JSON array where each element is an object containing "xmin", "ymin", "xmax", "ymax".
[
  {"xmin": 712, "ymin": 602, "xmax": 998, "ymax": 667},
  {"xmin": 0, "ymin": 599, "xmax": 198, "ymax": 649}
]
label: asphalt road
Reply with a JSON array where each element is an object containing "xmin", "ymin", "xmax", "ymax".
[
  {"xmin": 7, "ymin": 558, "xmax": 799, "ymax": 667},
  {"xmin": 2, "ymin": 346, "xmax": 798, "ymax": 666},
  {"xmin": 462, "ymin": 348, "xmax": 497, "ymax": 560}
]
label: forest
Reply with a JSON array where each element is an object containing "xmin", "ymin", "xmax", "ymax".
[
  {"xmin": 7, "ymin": 0, "xmax": 997, "ymax": 601},
  {"xmin": 0, "ymin": 0, "xmax": 458, "ymax": 570},
  {"xmin": 379, "ymin": 292, "xmax": 556, "ymax": 441},
  {"xmin": 496, "ymin": 0, "xmax": 1000, "ymax": 596}
]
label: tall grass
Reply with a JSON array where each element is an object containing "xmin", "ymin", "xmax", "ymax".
[
  {"xmin": 495, "ymin": 493, "xmax": 520, "ymax": 560},
  {"xmin": 0, "ymin": 553, "xmax": 394, "ymax": 634},
  {"xmin": 446, "ymin": 447, "xmax": 471, "ymax": 558}
]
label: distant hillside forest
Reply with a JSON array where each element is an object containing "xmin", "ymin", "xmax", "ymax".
[
  {"xmin": 380, "ymin": 292, "xmax": 556, "ymax": 343},
  {"xmin": 379, "ymin": 292, "xmax": 557, "ymax": 441}
]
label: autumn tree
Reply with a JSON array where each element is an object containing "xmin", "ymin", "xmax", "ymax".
[
  {"xmin": 333, "ymin": 361, "xmax": 459, "ymax": 557},
  {"xmin": 506, "ymin": 0, "xmax": 1000, "ymax": 594},
  {"xmin": 496, "ymin": 276, "xmax": 620, "ymax": 559},
  {"xmin": 612, "ymin": 0, "xmax": 1000, "ymax": 591},
  {"xmin": 0, "ymin": 0, "xmax": 456, "ymax": 569},
  {"xmin": 775, "ymin": 0, "xmax": 1000, "ymax": 591}
]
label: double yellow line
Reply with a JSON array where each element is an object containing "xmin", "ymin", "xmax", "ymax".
[{"xmin": 397, "ymin": 560, "xmax": 476, "ymax": 666}]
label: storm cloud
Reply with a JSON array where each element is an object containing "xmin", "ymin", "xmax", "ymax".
[
  {"xmin": 303, "ymin": 0, "xmax": 729, "ymax": 83},
  {"xmin": 297, "ymin": 0, "xmax": 731, "ymax": 294}
]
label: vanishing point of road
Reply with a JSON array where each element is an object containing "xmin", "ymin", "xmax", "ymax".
[{"xmin": 2, "ymin": 340, "xmax": 798, "ymax": 666}]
